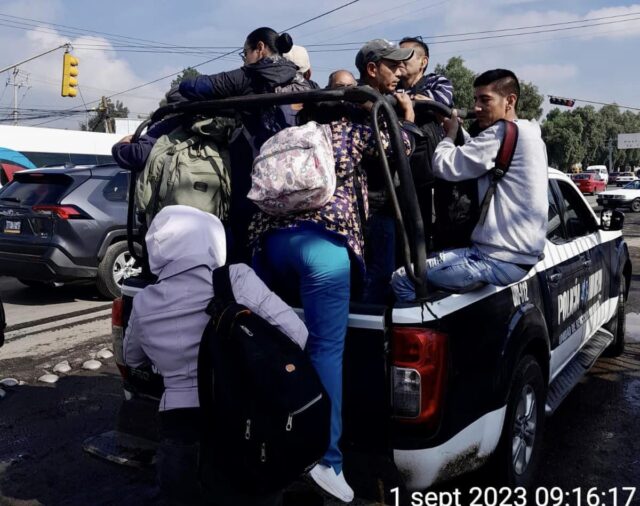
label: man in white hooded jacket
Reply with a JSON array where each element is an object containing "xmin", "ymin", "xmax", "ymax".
[{"xmin": 124, "ymin": 205, "xmax": 308, "ymax": 505}]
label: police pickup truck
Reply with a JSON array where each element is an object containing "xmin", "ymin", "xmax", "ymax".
[{"xmin": 89, "ymin": 89, "xmax": 631, "ymax": 494}]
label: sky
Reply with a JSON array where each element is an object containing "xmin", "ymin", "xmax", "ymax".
[{"xmin": 0, "ymin": 0, "xmax": 638, "ymax": 130}]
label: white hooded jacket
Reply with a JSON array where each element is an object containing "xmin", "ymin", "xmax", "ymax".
[{"xmin": 123, "ymin": 205, "xmax": 308, "ymax": 411}]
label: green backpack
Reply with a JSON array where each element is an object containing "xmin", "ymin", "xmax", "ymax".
[{"xmin": 135, "ymin": 118, "xmax": 232, "ymax": 225}]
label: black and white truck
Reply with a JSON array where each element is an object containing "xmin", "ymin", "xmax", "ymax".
[{"xmin": 87, "ymin": 87, "xmax": 631, "ymax": 495}]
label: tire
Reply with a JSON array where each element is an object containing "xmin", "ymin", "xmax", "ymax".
[
  {"xmin": 492, "ymin": 355, "xmax": 546, "ymax": 489},
  {"xmin": 604, "ymin": 276, "xmax": 626, "ymax": 357},
  {"xmin": 631, "ymin": 198, "xmax": 640, "ymax": 213},
  {"xmin": 96, "ymin": 242, "xmax": 142, "ymax": 299}
]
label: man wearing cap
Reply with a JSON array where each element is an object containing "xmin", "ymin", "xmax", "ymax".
[
  {"xmin": 284, "ymin": 44, "xmax": 320, "ymax": 89},
  {"xmin": 355, "ymin": 38, "xmax": 414, "ymax": 95},
  {"xmin": 355, "ymin": 39, "xmax": 418, "ymax": 304}
]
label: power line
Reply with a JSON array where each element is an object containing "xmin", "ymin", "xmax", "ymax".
[
  {"xmin": 31, "ymin": 1, "xmax": 360, "ymax": 127},
  {"xmin": 0, "ymin": 12, "xmax": 183, "ymax": 49},
  {"xmin": 302, "ymin": 14, "xmax": 640, "ymax": 52}
]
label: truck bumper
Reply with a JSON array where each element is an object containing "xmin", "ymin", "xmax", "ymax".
[{"xmin": 393, "ymin": 406, "xmax": 506, "ymax": 490}]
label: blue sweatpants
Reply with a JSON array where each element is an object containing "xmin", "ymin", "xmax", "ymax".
[{"xmin": 255, "ymin": 228, "xmax": 350, "ymax": 473}]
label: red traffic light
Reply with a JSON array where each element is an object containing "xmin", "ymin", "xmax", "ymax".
[{"xmin": 549, "ymin": 96, "xmax": 575, "ymax": 107}]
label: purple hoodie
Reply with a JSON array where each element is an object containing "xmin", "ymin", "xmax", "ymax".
[{"xmin": 123, "ymin": 205, "xmax": 308, "ymax": 411}]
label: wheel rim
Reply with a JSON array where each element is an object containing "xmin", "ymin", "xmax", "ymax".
[
  {"xmin": 112, "ymin": 251, "xmax": 142, "ymax": 286},
  {"xmin": 633, "ymin": 200, "xmax": 640, "ymax": 212},
  {"xmin": 617, "ymin": 283, "xmax": 626, "ymax": 333},
  {"xmin": 511, "ymin": 384, "xmax": 537, "ymax": 475}
]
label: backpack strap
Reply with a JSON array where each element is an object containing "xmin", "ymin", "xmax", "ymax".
[
  {"xmin": 206, "ymin": 264, "xmax": 235, "ymax": 317},
  {"xmin": 478, "ymin": 120, "xmax": 519, "ymax": 225}
]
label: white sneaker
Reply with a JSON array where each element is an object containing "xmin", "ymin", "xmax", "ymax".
[{"xmin": 308, "ymin": 463, "xmax": 354, "ymax": 503}]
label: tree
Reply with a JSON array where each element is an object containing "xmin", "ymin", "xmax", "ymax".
[
  {"xmin": 80, "ymin": 98, "xmax": 129, "ymax": 133},
  {"xmin": 433, "ymin": 57, "xmax": 544, "ymax": 120},
  {"xmin": 434, "ymin": 57, "xmax": 475, "ymax": 110},
  {"xmin": 518, "ymin": 81, "xmax": 544, "ymax": 121},
  {"xmin": 542, "ymin": 109, "xmax": 585, "ymax": 171},
  {"xmin": 171, "ymin": 67, "xmax": 201, "ymax": 88}
]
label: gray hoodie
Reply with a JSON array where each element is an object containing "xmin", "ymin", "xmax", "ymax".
[
  {"xmin": 124, "ymin": 205, "xmax": 308, "ymax": 411},
  {"xmin": 432, "ymin": 120, "xmax": 548, "ymax": 265}
]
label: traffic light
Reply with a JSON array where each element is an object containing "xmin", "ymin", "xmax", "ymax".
[
  {"xmin": 549, "ymin": 96, "xmax": 575, "ymax": 107},
  {"xmin": 61, "ymin": 52, "xmax": 79, "ymax": 97}
]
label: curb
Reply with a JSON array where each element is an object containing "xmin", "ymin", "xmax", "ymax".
[{"xmin": 4, "ymin": 306, "xmax": 112, "ymax": 342}]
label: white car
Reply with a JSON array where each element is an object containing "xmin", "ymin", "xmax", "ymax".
[
  {"xmin": 596, "ymin": 179, "xmax": 640, "ymax": 212},
  {"xmin": 615, "ymin": 172, "xmax": 638, "ymax": 186},
  {"xmin": 586, "ymin": 165, "xmax": 609, "ymax": 185}
]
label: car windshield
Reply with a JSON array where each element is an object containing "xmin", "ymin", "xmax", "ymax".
[
  {"xmin": 573, "ymin": 174, "xmax": 591, "ymax": 180},
  {"xmin": 623, "ymin": 181, "xmax": 640, "ymax": 189},
  {"xmin": 0, "ymin": 173, "xmax": 72, "ymax": 206}
]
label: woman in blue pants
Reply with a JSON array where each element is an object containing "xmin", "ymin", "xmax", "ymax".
[{"xmin": 250, "ymin": 106, "xmax": 413, "ymax": 502}]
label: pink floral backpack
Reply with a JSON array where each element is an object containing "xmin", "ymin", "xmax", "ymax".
[{"xmin": 247, "ymin": 121, "xmax": 336, "ymax": 216}]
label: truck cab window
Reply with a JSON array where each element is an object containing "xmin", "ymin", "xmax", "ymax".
[{"xmin": 556, "ymin": 181, "xmax": 598, "ymax": 239}]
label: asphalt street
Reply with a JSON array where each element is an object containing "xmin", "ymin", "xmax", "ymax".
[{"xmin": 0, "ymin": 191, "xmax": 639, "ymax": 505}]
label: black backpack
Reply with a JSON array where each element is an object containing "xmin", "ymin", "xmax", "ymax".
[
  {"xmin": 197, "ymin": 265, "xmax": 330, "ymax": 492},
  {"xmin": 433, "ymin": 120, "xmax": 518, "ymax": 250}
]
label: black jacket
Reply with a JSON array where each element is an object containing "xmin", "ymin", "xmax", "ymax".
[{"xmin": 178, "ymin": 57, "xmax": 298, "ymax": 100}]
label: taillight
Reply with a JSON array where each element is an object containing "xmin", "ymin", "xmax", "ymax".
[
  {"xmin": 111, "ymin": 297, "xmax": 127, "ymax": 380},
  {"xmin": 391, "ymin": 327, "xmax": 447, "ymax": 426},
  {"xmin": 32, "ymin": 204, "xmax": 89, "ymax": 219}
]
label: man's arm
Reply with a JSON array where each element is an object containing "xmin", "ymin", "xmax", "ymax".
[
  {"xmin": 432, "ymin": 120, "xmax": 504, "ymax": 182},
  {"xmin": 123, "ymin": 312, "xmax": 150, "ymax": 368},
  {"xmin": 416, "ymin": 74, "xmax": 454, "ymax": 108},
  {"xmin": 229, "ymin": 264, "xmax": 308, "ymax": 349},
  {"xmin": 179, "ymin": 68, "xmax": 251, "ymax": 100}
]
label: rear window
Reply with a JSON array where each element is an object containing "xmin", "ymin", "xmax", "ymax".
[
  {"xmin": 0, "ymin": 173, "xmax": 72, "ymax": 206},
  {"xmin": 572, "ymin": 174, "xmax": 591, "ymax": 180}
]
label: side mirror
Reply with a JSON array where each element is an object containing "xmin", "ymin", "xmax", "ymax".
[{"xmin": 601, "ymin": 209, "xmax": 624, "ymax": 231}]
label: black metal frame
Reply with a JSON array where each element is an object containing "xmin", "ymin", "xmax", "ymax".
[{"xmin": 125, "ymin": 85, "xmax": 467, "ymax": 300}]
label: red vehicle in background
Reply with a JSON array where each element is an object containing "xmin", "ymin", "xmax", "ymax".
[{"xmin": 571, "ymin": 172, "xmax": 606, "ymax": 194}]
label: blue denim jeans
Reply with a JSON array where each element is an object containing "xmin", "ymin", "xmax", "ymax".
[
  {"xmin": 392, "ymin": 245, "xmax": 528, "ymax": 300},
  {"xmin": 362, "ymin": 212, "xmax": 396, "ymax": 304},
  {"xmin": 254, "ymin": 228, "xmax": 350, "ymax": 474}
]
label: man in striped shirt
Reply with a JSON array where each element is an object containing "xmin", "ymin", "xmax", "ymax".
[{"xmin": 399, "ymin": 37, "xmax": 454, "ymax": 107}]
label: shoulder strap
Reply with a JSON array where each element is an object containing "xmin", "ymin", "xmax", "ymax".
[
  {"xmin": 478, "ymin": 120, "xmax": 519, "ymax": 225},
  {"xmin": 206, "ymin": 265, "xmax": 235, "ymax": 317}
]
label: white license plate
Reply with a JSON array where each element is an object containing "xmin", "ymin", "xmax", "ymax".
[{"xmin": 4, "ymin": 220, "xmax": 21, "ymax": 234}]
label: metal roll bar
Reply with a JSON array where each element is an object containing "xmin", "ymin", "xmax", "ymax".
[{"xmin": 123, "ymin": 86, "xmax": 474, "ymax": 300}]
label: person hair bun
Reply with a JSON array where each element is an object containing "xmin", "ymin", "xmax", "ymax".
[{"xmin": 275, "ymin": 32, "xmax": 293, "ymax": 54}]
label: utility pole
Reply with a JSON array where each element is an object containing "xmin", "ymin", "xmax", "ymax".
[
  {"xmin": 0, "ymin": 43, "xmax": 70, "ymax": 125},
  {"xmin": 101, "ymin": 96, "xmax": 112, "ymax": 134},
  {"xmin": 608, "ymin": 138, "xmax": 615, "ymax": 173},
  {"xmin": 9, "ymin": 68, "xmax": 30, "ymax": 125}
]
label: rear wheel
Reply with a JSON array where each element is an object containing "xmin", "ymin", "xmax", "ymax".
[
  {"xmin": 492, "ymin": 355, "xmax": 546, "ymax": 488},
  {"xmin": 97, "ymin": 242, "xmax": 141, "ymax": 299},
  {"xmin": 604, "ymin": 276, "xmax": 626, "ymax": 357},
  {"xmin": 631, "ymin": 199, "xmax": 640, "ymax": 213}
]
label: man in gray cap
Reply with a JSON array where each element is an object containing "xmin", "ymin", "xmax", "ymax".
[
  {"xmin": 354, "ymin": 39, "xmax": 419, "ymax": 304},
  {"xmin": 355, "ymin": 38, "xmax": 414, "ymax": 94}
]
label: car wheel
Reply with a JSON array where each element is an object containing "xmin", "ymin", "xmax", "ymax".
[
  {"xmin": 97, "ymin": 242, "xmax": 142, "ymax": 299},
  {"xmin": 491, "ymin": 355, "xmax": 546, "ymax": 488},
  {"xmin": 604, "ymin": 276, "xmax": 626, "ymax": 357},
  {"xmin": 632, "ymin": 199, "xmax": 640, "ymax": 213}
]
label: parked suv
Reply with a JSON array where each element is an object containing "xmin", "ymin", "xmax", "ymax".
[{"xmin": 0, "ymin": 164, "xmax": 139, "ymax": 298}]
